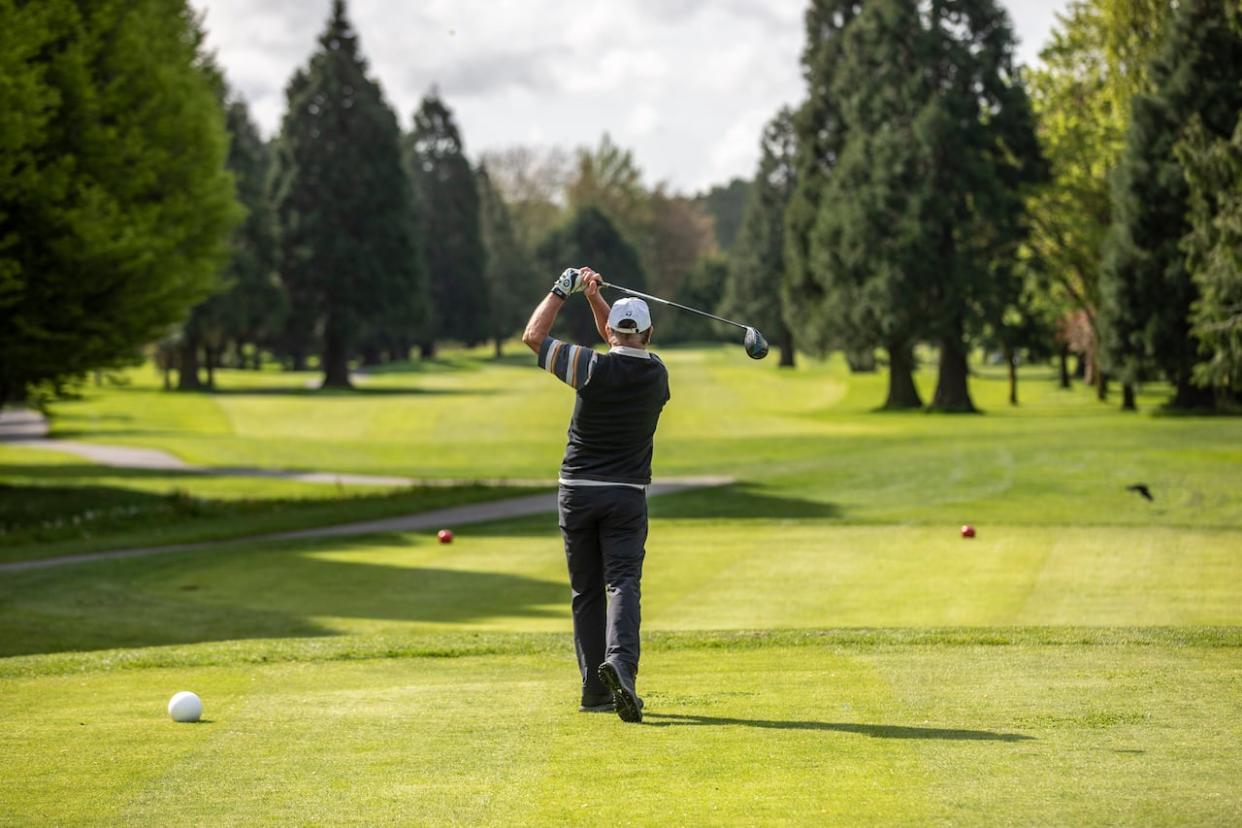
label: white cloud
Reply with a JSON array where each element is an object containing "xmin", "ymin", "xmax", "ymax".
[{"xmin": 193, "ymin": 0, "xmax": 1069, "ymax": 193}]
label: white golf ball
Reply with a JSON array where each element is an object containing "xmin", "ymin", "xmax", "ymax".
[{"xmin": 168, "ymin": 691, "xmax": 203, "ymax": 723}]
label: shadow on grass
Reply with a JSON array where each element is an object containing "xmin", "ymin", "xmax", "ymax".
[
  {"xmin": 0, "ymin": 535, "xmax": 566, "ymax": 657},
  {"xmin": 649, "ymin": 483, "xmax": 841, "ymax": 521},
  {"xmin": 641, "ymin": 712, "xmax": 1033, "ymax": 741},
  {"xmin": 461, "ymin": 484, "xmax": 842, "ymax": 538},
  {"xmin": 204, "ymin": 385, "xmax": 495, "ymax": 397}
]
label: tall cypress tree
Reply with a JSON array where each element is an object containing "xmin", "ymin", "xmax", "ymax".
[
  {"xmin": 405, "ymin": 93, "xmax": 487, "ymax": 355},
  {"xmin": 1100, "ymin": 0, "xmax": 1242, "ymax": 409},
  {"xmin": 919, "ymin": 0, "xmax": 1046, "ymax": 412},
  {"xmin": 221, "ymin": 97, "xmax": 285, "ymax": 369},
  {"xmin": 477, "ymin": 164, "xmax": 537, "ymax": 357},
  {"xmin": 784, "ymin": 0, "xmax": 864, "ymax": 357},
  {"xmin": 810, "ymin": 0, "xmax": 934, "ymax": 407},
  {"xmin": 723, "ymin": 108, "xmax": 798, "ymax": 368},
  {"xmin": 0, "ymin": 0, "xmax": 238, "ymax": 406},
  {"xmin": 270, "ymin": 0, "xmax": 423, "ymax": 387},
  {"xmin": 179, "ymin": 94, "xmax": 285, "ymax": 388}
]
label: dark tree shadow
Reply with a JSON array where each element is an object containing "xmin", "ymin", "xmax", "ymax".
[
  {"xmin": 648, "ymin": 484, "xmax": 841, "ymax": 520},
  {"xmin": 641, "ymin": 712, "xmax": 1033, "ymax": 741},
  {"xmin": 0, "ymin": 537, "xmax": 567, "ymax": 657},
  {"xmin": 461, "ymin": 483, "xmax": 842, "ymax": 538}
]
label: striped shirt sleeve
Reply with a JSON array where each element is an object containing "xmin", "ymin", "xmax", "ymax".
[{"xmin": 537, "ymin": 337, "xmax": 597, "ymax": 390}]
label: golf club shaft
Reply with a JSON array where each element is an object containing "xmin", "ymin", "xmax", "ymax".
[{"xmin": 599, "ymin": 281, "xmax": 751, "ymax": 331}]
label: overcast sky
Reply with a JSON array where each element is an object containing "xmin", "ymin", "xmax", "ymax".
[{"xmin": 191, "ymin": 0, "xmax": 1070, "ymax": 194}]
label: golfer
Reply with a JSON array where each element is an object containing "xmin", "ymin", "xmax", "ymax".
[{"xmin": 521, "ymin": 266, "xmax": 670, "ymax": 723}]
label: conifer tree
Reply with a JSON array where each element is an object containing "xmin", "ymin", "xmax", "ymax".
[
  {"xmin": 784, "ymin": 0, "xmax": 864, "ymax": 357},
  {"xmin": 723, "ymin": 108, "xmax": 798, "ymax": 367},
  {"xmin": 179, "ymin": 95, "xmax": 284, "ymax": 388},
  {"xmin": 405, "ymin": 93, "xmax": 487, "ymax": 355},
  {"xmin": 809, "ymin": 0, "xmax": 931, "ymax": 407},
  {"xmin": 536, "ymin": 207, "xmax": 646, "ymax": 346},
  {"xmin": 270, "ymin": 0, "xmax": 424, "ymax": 387},
  {"xmin": 1178, "ymin": 112, "xmax": 1242, "ymax": 397},
  {"xmin": 0, "ymin": 0, "xmax": 238, "ymax": 406},
  {"xmin": 477, "ymin": 164, "xmax": 537, "ymax": 357},
  {"xmin": 919, "ymin": 0, "xmax": 1046, "ymax": 412},
  {"xmin": 1100, "ymin": 0, "xmax": 1242, "ymax": 408}
]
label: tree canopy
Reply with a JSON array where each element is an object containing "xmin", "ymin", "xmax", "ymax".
[
  {"xmin": 270, "ymin": 0, "xmax": 424, "ymax": 386},
  {"xmin": 0, "ymin": 0, "xmax": 238, "ymax": 405}
]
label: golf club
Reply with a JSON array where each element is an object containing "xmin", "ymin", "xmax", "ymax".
[{"xmin": 598, "ymin": 280, "xmax": 769, "ymax": 360}]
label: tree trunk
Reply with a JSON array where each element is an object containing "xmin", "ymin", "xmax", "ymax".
[
  {"xmin": 1121, "ymin": 382, "xmax": 1136, "ymax": 411},
  {"xmin": 321, "ymin": 315, "xmax": 352, "ymax": 389},
  {"xmin": 1059, "ymin": 345, "xmax": 1071, "ymax": 389},
  {"xmin": 204, "ymin": 347, "xmax": 216, "ymax": 390},
  {"xmin": 1074, "ymin": 353, "xmax": 1087, "ymax": 380},
  {"xmin": 494, "ymin": 337, "xmax": 503, "ymax": 359},
  {"xmin": 882, "ymin": 342, "xmax": 922, "ymax": 409},
  {"xmin": 1096, "ymin": 371, "xmax": 1109, "ymax": 402},
  {"xmin": 177, "ymin": 338, "xmax": 202, "ymax": 390},
  {"xmin": 931, "ymin": 335, "xmax": 976, "ymax": 412},
  {"xmin": 162, "ymin": 367, "xmax": 171, "ymax": 391},
  {"xmin": 1006, "ymin": 346, "xmax": 1018, "ymax": 406},
  {"xmin": 778, "ymin": 325, "xmax": 795, "ymax": 368},
  {"xmin": 360, "ymin": 345, "xmax": 383, "ymax": 367},
  {"xmin": 419, "ymin": 340, "xmax": 436, "ymax": 359},
  {"xmin": 1170, "ymin": 377, "xmax": 1214, "ymax": 409}
]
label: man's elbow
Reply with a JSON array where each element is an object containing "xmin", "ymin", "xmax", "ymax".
[{"xmin": 521, "ymin": 327, "xmax": 542, "ymax": 352}]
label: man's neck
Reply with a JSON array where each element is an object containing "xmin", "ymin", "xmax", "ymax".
[{"xmin": 609, "ymin": 344, "xmax": 650, "ymax": 359}]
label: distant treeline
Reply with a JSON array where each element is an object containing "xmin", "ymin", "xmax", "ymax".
[{"xmin": 1, "ymin": 0, "xmax": 1239, "ymax": 411}]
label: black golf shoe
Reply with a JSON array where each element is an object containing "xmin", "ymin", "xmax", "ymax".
[{"xmin": 597, "ymin": 660, "xmax": 643, "ymax": 723}]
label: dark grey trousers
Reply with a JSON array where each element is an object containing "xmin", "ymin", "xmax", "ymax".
[{"xmin": 557, "ymin": 484, "xmax": 647, "ymax": 696}]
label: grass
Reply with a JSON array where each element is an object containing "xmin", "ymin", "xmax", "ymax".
[
  {"xmin": 0, "ymin": 444, "xmax": 543, "ymax": 564},
  {"xmin": 1, "ymin": 344, "xmax": 1240, "ymax": 824}
]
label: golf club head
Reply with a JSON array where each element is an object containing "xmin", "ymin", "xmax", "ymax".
[{"xmin": 744, "ymin": 327, "xmax": 769, "ymax": 360}]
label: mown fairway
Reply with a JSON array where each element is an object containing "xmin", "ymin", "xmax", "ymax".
[{"xmin": 2, "ymin": 346, "xmax": 1240, "ymax": 825}]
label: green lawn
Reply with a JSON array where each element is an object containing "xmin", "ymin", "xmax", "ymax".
[{"xmin": 1, "ymin": 345, "xmax": 1240, "ymax": 824}]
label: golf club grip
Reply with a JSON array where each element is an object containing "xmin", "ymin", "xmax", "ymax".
[{"xmin": 599, "ymin": 281, "xmax": 750, "ymax": 331}]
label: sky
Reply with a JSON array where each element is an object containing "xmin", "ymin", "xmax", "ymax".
[{"xmin": 191, "ymin": 0, "xmax": 1071, "ymax": 194}]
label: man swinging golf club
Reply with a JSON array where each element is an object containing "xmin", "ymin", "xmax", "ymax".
[{"xmin": 522, "ymin": 266, "xmax": 670, "ymax": 724}]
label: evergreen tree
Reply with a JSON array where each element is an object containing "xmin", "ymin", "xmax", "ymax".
[
  {"xmin": 477, "ymin": 164, "xmax": 537, "ymax": 357},
  {"xmin": 723, "ymin": 108, "xmax": 798, "ymax": 368},
  {"xmin": 1100, "ymin": 0, "xmax": 1242, "ymax": 409},
  {"xmin": 809, "ymin": 0, "xmax": 932, "ymax": 407},
  {"xmin": 918, "ymin": 0, "xmax": 1046, "ymax": 412},
  {"xmin": 784, "ymin": 0, "xmax": 864, "ymax": 357},
  {"xmin": 0, "ymin": 0, "xmax": 238, "ymax": 406},
  {"xmin": 664, "ymin": 255, "xmax": 729, "ymax": 344},
  {"xmin": 405, "ymin": 92, "xmax": 486, "ymax": 354},
  {"xmin": 535, "ymin": 207, "xmax": 647, "ymax": 346},
  {"xmin": 1179, "ymin": 111, "xmax": 1242, "ymax": 397},
  {"xmin": 270, "ymin": 0, "xmax": 423, "ymax": 387},
  {"xmin": 221, "ymin": 98, "xmax": 285, "ymax": 368},
  {"xmin": 179, "ymin": 94, "xmax": 285, "ymax": 388},
  {"xmin": 696, "ymin": 178, "xmax": 750, "ymax": 251}
]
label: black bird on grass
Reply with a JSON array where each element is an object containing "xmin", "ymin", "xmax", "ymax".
[{"xmin": 1126, "ymin": 483, "xmax": 1154, "ymax": 502}]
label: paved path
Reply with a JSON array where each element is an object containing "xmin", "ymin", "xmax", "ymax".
[
  {"xmin": 2, "ymin": 407, "xmax": 434, "ymax": 487},
  {"xmin": 0, "ymin": 476, "xmax": 731, "ymax": 573}
]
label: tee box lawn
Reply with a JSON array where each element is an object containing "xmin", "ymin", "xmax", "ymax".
[{"xmin": 1, "ymin": 346, "xmax": 1240, "ymax": 825}]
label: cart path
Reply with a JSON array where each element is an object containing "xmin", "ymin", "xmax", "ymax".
[
  {"xmin": 1, "ymin": 407, "xmax": 512, "ymax": 488},
  {"xmin": 0, "ymin": 476, "xmax": 734, "ymax": 573}
]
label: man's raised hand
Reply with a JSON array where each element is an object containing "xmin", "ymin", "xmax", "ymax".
[
  {"xmin": 551, "ymin": 267, "xmax": 587, "ymax": 299},
  {"xmin": 579, "ymin": 267, "xmax": 603, "ymax": 298}
]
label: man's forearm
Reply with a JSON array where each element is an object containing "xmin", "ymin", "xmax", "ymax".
[
  {"xmin": 521, "ymin": 292, "xmax": 565, "ymax": 353},
  {"xmin": 587, "ymin": 292, "xmax": 610, "ymax": 343}
]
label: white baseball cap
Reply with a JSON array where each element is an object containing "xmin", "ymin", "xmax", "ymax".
[{"xmin": 607, "ymin": 297, "xmax": 652, "ymax": 333}]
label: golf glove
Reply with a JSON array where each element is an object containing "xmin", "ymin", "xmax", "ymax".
[{"xmin": 551, "ymin": 267, "xmax": 585, "ymax": 299}]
